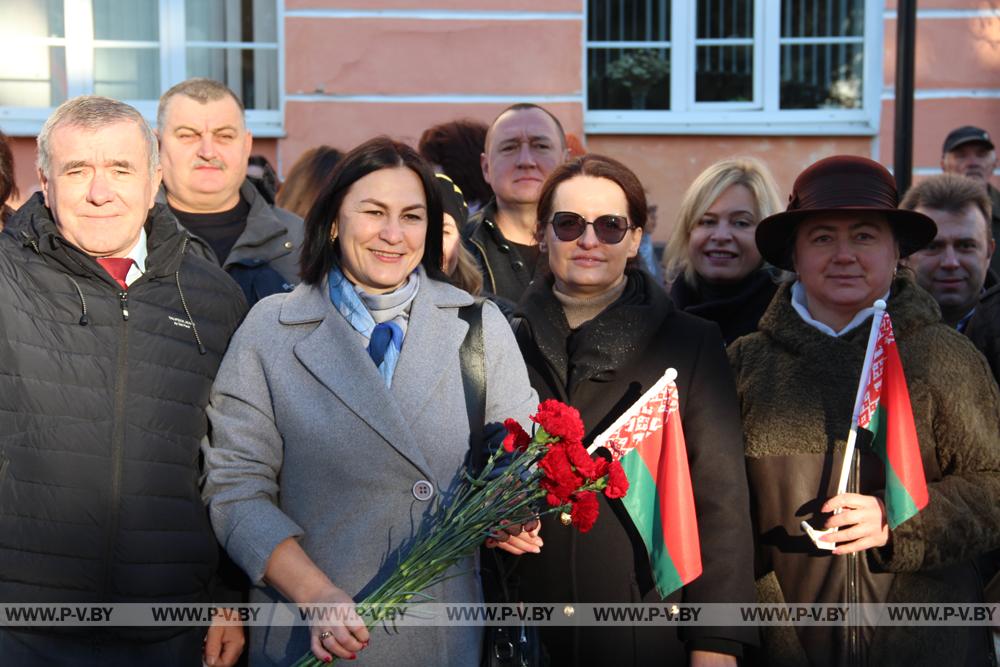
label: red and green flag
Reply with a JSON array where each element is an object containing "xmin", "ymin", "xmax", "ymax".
[
  {"xmin": 591, "ymin": 370, "xmax": 701, "ymax": 597},
  {"xmin": 857, "ymin": 313, "xmax": 929, "ymax": 529}
]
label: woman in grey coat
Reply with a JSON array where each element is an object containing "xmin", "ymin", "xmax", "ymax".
[{"xmin": 203, "ymin": 137, "xmax": 539, "ymax": 666}]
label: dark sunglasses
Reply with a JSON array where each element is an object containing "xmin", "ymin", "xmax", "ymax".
[{"xmin": 550, "ymin": 211, "xmax": 634, "ymax": 244}]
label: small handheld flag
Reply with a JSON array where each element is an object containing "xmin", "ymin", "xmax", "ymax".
[
  {"xmin": 802, "ymin": 301, "xmax": 928, "ymax": 549},
  {"xmin": 856, "ymin": 311, "xmax": 929, "ymax": 528},
  {"xmin": 589, "ymin": 369, "xmax": 702, "ymax": 597}
]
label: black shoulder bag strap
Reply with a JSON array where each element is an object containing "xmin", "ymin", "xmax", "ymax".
[
  {"xmin": 458, "ymin": 300, "xmax": 542, "ymax": 667},
  {"xmin": 457, "ymin": 300, "xmax": 487, "ymax": 474}
]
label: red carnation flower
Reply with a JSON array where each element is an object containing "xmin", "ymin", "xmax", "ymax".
[
  {"xmin": 570, "ymin": 491, "xmax": 600, "ymax": 533},
  {"xmin": 592, "ymin": 457, "xmax": 609, "ymax": 479},
  {"xmin": 531, "ymin": 400, "xmax": 585, "ymax": 443},
  {"xmin": 604, "ymin": 460, "xmax": 629, "ymax": 499},
  {"xmin": 565, "ymin": 440, "xmax": 598, "ymax": 479},
  {"xmin": 539, "ymin": 446, "xmax": 583, "ymax": 505},
  {"xmin": 502, "ymin": 418, "xmax": 531, "ymax": 453},
  {"xmin": 544, "ymin": 491, "xmax": 564, "ymax": 507}
]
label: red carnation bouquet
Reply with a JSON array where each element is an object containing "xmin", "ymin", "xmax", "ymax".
[{"xmin": 294, "ymin": 400, "xmax": 628, "ymax": 666}]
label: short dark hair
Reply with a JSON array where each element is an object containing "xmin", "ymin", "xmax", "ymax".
[
  {"xmin": 485, "ymin": 103, "xmax": 567, "ymax": 152},
  {"xmin": 536, "ymin": 154, "xmax": 648, "ymax": 236},
  {"xmin": 300, "ymin": 136, "xmax": 446, "ymax": 286},
  {"xmin": 418, "ymin": 119, "xmax": 492, "ymax": 206},
  {"xmin": 900, "ymin": 173, "xmax": 993, "ymax": 242}
]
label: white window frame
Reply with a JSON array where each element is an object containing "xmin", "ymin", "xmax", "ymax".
[
  {"xmin": 0, "ymin": 0, "xmax": 284, "ymax": 137},
  {"xmin": 584, "ymin": 0, "xmax": 884, "ymax": 136}
]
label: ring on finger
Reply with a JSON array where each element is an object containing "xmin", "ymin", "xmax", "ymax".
[{"xmin": 319, "ymin": 631, "xmax": 334, "ymax": 640}]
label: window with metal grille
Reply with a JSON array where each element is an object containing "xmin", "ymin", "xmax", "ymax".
[{"xmin": 585, "ymin": 0, "xmax": 881, "ymax": 135}]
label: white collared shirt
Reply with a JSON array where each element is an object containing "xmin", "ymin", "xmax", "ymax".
[
  {"xmin": 122, "ymin": 228, "xmax": 147, "ymax": 287},
  {"xmin": 791, "ymin": 280, "xmax": 890, "ymax": 337}
]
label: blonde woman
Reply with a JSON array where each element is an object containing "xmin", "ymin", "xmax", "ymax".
[{"xmin": 664, "ymin": 157, "xmax": 782, "ymax": 343}]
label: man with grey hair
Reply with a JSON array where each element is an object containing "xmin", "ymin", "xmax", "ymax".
[
  {"xmin": 158, "ymin": 77, "xmax": 303, "ymax": 306},
  {"xmin": 0, "ymin": 95, "xmax": 247, "ymax": 665}
]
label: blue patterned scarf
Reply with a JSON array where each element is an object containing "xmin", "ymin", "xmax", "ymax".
[{"xmin": 328, "ymin": 267, "xmax": 420, "ymax": 387}]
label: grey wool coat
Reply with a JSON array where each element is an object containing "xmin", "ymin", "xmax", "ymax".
[{"xmin": 203, "ymin": 270, "xmax": 538, "ymax": 666}]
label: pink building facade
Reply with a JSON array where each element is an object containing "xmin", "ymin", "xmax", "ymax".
[{"xmin": 2, "ymin": 1, "xmax": 998, "ymax": 244}]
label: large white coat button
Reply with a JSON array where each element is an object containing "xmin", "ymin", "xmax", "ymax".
[{"xmin": 412, "ymin": 480, "xmax": 434, "ymax": 501}]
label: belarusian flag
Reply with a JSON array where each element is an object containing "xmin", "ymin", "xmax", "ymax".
[
  {"xmin": 590, "ymin": 369, "xmax": 701, "ymax": 597},
  {"xmin": 857, "ymin": 313, "xmax": 929, "ymax": 529}
]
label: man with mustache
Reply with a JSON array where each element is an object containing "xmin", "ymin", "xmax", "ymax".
[
  {"xmin": 940, "ymin": 125, "xmax": 1000, "ymax": 276},
  {"xmin": 158, "ymin": 78, "xmax": 303, "ymax": 306},
  {"xmin": 464, "ymin": 103, "xmax": 570, "ymax": 304}
]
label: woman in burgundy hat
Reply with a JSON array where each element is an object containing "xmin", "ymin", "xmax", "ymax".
[{"xmin": 729, "ymin": 155, "xmax": 1000, "ymax": 666}]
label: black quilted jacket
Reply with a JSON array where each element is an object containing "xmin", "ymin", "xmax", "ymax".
[{"xmin": 0, "ymin": 194, "xmax": 246, "ymax": 639}]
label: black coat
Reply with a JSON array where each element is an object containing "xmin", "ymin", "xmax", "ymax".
[
  {"xmin": 463, "ymin": 199, "xmax": 546, "ymax": 304},
  {"xmin": 668, "ymin": 268, "xmax": 779, "ymax": 345},
  {"xmin": 966, "ymin": 280, "xmax": 1000, "ymax": 387},
  {"xmin": 508, "ymin": 270, "xmax": 757, "ymax": 665},
  {"xmin": 0, "ymin": 194, "xmax": 247, "ymax": 640}
]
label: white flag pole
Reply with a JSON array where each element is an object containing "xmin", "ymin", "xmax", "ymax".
[
  {"xmin": 587, "ymin": 367, "xmax": 678, "ymax": 456},
  {"xmin": 801, "ymin": 299, "xmax": 887, "ymax": 550}
]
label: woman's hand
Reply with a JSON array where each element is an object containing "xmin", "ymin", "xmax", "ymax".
[
  {"xmin": 485, "ymin": 518, "xmax": 543, "ymax": 555},
  {"xmin": 820, "ymin": 493, "xmax": 889, "ymax": 555},
  {"xmin": 305, "ymin": 584, "xmax": 370, "ymax": 663},
  {"xmin": 263, "ymin": 538, "xmax": 370, "ymax": 662}
]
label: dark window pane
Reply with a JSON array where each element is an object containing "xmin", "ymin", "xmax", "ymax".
[
  {"xmin": 94, "ymin": 47, "xmax": 159, "ymax": 99},
  {"xmin": 93, "ymin": 0, "xmax": 158, "ymax": 41},
  {"xmin": 588, "ymin": 0, "xmax": 670, "ymax": 42},
  {"xmin": 588, "ymin": 48, "xmax": 670, "ymax": 110},
  {"xmin": 0, "ymin": 46, "xmax": 66, "ymax": 106},
  {"xmin": 696, "ymin": 45, "xmax": 753, "ymax": 102},
  {"xmin": 782, "ymin": 0, "xmax": 863, "ymax": 38},
  {"xmin": 187, "ymin": 47, "xmax": 278, "ymax": 110},
  {"xmin": 780, "ymin": 42, "xmax": 863, "ymax": 108},
  {"xmin": 186, "ymin": 0, "xmax": 277, "ymax": 43},
  {"xmin": 697, "ymin": 0, "xmax": 753, "ymax": 39}
]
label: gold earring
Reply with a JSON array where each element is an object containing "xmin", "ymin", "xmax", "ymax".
[{"xmin": 330, "ymin": 225, "xmax": 338, "ymax": 243}]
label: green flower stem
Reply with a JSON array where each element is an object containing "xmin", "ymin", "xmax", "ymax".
[{"xmin": 293, "ymin": 431, "xmax": 583, "ymax": 665}]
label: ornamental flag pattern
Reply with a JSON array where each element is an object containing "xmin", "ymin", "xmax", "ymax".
[{"xmin": 593, "ymin": 371, "xmax": 702, "ymax": 598}]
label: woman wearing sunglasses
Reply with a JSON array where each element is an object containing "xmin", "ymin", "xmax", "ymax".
[
  {"xmin": 507, "ymin": 154, "xmax": 757, "ymax": 666},
  {"xmin": 664, "ymin": 157, "xmax": 783, "ymax": 345}
]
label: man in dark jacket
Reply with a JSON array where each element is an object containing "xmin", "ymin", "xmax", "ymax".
[
  {"xmin": 158, "ymin": 78, "xmax": 303, "ymax": 306},
  {"xmin": 463, "ymin": 103, "xmax": 569, "ymax": 303},
  {"xmin": 966, "ymin": 283, "xmax": 1000, "ymax": 383},
  {"xmin": 940, "ymin": 125, "xmax": 1000, "ymax": 276},
  {"xmin": 0, "ymin": 96, "xmax": 247, "ymax": 665},
  {"xmin": 901, "ymin": 173, "xmax": 996, "ymax": 331}
]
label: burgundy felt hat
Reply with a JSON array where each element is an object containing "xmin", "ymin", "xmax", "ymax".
[{"xmin": 755, "ymin": 155, "xmax": 937, "ymax": 271}]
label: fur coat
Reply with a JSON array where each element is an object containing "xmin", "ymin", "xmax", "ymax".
[{"xmin": 728, "ymin": 275, "xmax": 1000, "ymax": 667}]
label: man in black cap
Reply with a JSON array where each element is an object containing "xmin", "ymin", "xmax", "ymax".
[{"xmin": 941, "ymin": 125, "xmax": 1000, "ymax": 275}]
